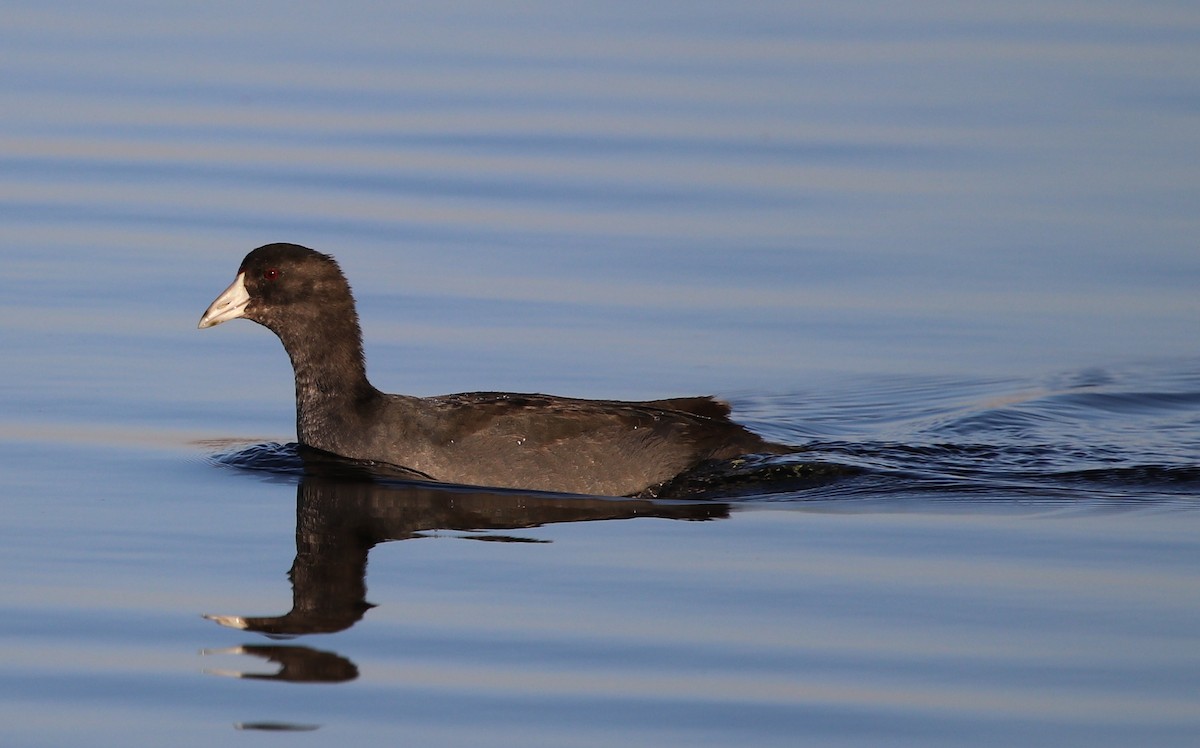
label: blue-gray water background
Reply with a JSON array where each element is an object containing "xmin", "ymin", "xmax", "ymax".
[{"xmin": 1, "ymin": 2, "xmax": 1198, "ymax": 746}]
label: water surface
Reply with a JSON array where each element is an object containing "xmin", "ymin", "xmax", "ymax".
[{"xmin": 1, "ymin": 2, "xmax": 1198, "ymax": 746}]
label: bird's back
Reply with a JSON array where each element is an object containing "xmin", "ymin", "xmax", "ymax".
[{"xmin": 352, "ymin": 392, "xmax": 784, "ymax": 496}]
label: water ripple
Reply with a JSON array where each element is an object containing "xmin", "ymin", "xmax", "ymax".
[{"xmin": 204, "ymin": 361, "xmax": 1200, "ymax": 513}]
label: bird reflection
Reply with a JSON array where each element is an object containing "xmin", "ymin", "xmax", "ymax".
[
  {"xmin": 203, "ymin": 644, "xmax": 357, "ymax": 683},
  {"xmin": 203, "ymin": 446, "xmax": 730, "ymax": 683}
]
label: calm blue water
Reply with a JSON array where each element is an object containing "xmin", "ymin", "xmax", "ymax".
[{"xmin": 1, "ymin": 2, "xmax": 1198, "ymax": 746}]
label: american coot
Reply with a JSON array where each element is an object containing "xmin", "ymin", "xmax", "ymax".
[{"xmin": 199, "ymin": 243, "xmax": 791, "ymax": 496}]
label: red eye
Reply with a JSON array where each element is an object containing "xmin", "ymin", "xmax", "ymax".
[{"xmin": 263, "ymin": 267, "xmax": 280, "ymax": 281}]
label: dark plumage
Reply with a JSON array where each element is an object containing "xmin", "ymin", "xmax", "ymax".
[{"xmin": 199, "ymin": 243, "xmax": 791, "ymax": 496}]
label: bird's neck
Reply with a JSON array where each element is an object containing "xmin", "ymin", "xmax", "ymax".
[{"xmin": 272, "ymin": 311, "xmax": 380, "ymax": 445}]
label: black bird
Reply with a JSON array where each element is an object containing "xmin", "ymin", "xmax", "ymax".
[{"xmin": 199, "ymin": 243, "xmax": 791, "ymax": 496}]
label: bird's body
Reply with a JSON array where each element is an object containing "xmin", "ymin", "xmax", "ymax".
[{"xmin": 200, "ymin": 243, "xmax": 791, "ymax": 496}]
